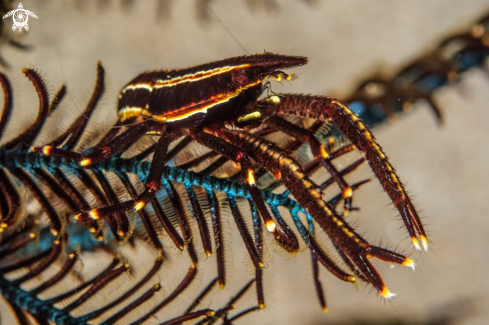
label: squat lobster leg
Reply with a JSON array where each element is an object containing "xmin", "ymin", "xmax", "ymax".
[
  {"xmin": 263, "ymin": 94, "xmax": 428, "ymax": 251},
  {"xmin": 192, "ymin": 129, "xmax": 300, "ymax": 254},
  {"xmin": 264, "ymin": 115, "xmax": 354, "ymax": 216},
  {"xmin": 218, "ymin": 128, "xmax": 416, "ymax": 297}
]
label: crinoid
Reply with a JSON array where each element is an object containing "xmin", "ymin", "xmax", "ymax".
[
  {"xmin": 0, "ymin": 49, "xmax": 426, "ymax": 322},
  {"xmin": 344, "ymin": 11, "xmax": 489, "ymax": 128},
  {"xmin": 0, "ymin": 220, "xmax": 258, "ymax": 324},
  {"xmin": 0, "ymin": 63, "xmax": 376, "ymax": 322}
]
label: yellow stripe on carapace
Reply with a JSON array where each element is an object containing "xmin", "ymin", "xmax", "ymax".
[
  {"xmin": 156, "ymin": 79, "xmax": 263, "ymax": 123},
  {"xmin": 153, "ymin": 64, "xmax": 250, "ymax": 89},
  {"xmin": 119, "ymin": 106, "xmax": 143, "ymax": 122},
  {"xmin": 122, "ymin": 83, "xmax": 153, "ymax": 93}
]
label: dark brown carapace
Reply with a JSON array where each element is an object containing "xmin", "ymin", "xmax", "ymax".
[{"xmin": 34, "ymin": 52, "xmax": 425, "ymax": 306}]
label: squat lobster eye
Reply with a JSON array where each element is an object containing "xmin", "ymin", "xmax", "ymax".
[{"xmin": 231, "ymin": 70, "xmax": 249, "ymax": 85}]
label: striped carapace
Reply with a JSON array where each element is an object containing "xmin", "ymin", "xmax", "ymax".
[{"xmin": 34, "ymin": 52, "xmax": 424, "ymax": 301}]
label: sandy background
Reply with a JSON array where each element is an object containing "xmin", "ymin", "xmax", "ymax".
[{"xmin": 2, "ymin": 0, "xmax": 489, "ymax": 324}]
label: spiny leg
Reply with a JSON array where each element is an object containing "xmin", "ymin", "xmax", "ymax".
[
  {"xmin": 219, "ymin": 128, "xmax": 414, "ymax": 297},
  {"xmin": 265, "ymin": 115, "xmax": 353, "ymax": 215},
  {"xmin": 266, "ymin": 94, "xmax": 428, "ymax": 251},
  {"xmin": 192, "ymin": 129, "xmax": 299, "ymax": 253}
]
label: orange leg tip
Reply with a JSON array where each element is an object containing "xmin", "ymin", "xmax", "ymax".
[
  {"xmin": 134, "ymin": 201, "xmax": 145, "ymax": 210},
  {"xmin": 117, "ymin": 230, "xmax": 126, "ymax": 237},
  {"xmin": 343, "ymin": 186, "xmax": 353, "ymax": 198},
  {"xmin": 420, "ymin": 235, "xmax": 429, "ymax": 252},
  {"xmin": 89, "ymin": 227, "xmax": 97, "ymax": 233},
  {"xmin": 266, "ymin": 220, "xmax": 276, "ymax": 232},
  {"xmin": 205, "ymin": 250, "xmax": 212, "ymax": 257},
  {"xmin": 380, "ymin": 286, "xmax": 396, "ymax": 299},
  {"xmin": 79, "ymin": 158, "xmax": 92, "ymax": 167},
  {"xmin": 219, "ymin": 283, "xmax": 225, "ymax": 290},
  {"xmin": 258, "ymin": 261, "xmax": 264, "ymax": 269},
  {"xmin": 347, "ymin": 276, "xmax": 356, "ymax": 283},
  {"xmin": 96, "ymin": 235, "xmax": 104, "ymax": 242},
  {"xmin": 207, "ymin": 311, "xmax": 216, "ymax": 317},
  {"xmin": 51, "ymin": 229, "xmax": 59, "ymax": 236},
  {"xmin": 1, "ymin": 223, "xmax": 7, "ymax": 228},
  {"xmin": 74, "ymin": 214, "xmax": 81, "ymax": 220},
  {"xmin": 319, "ymin": 145, "xmax": 329, "ymax": 159},
  {"xmin": 259, "ymin": 303, "xmax": 266, "ymax": 309},
  {"xmin": 29, "ymin": 233, "xmax": 36, "ymax": 238},
  {"xmin": 43, "ymin": 146, "xmax": 52, "ymax": 155},
  {"xmin": 322, "ymin": 307, "xmax": 329, "ymax": 313},
  {"xmin": 412, "ymin": 237, "xmax": 422, "ymax": 251},
  {"xmin": 402, "ymin": 257, "xmax": 416, "ymax": 271},
  {"xmin": 247, "ymin": 169, "xmax": 256, "ymax": 185},
  {"xmin": 89, "ymin": 210, "xmax": 100, "ymax": 220},
  {"xmin": 30, "ymin": 146, "xmax": 42, "ymax": 152}
]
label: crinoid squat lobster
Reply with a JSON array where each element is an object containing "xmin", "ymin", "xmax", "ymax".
[{"xmin": 34, "ymin": 52, "xmax": 424, "ymax": 299}]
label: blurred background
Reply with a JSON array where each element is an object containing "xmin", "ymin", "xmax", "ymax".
[{"xmin": 2, "ymin": 0, "xmax": 489, "ymax": 324}]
